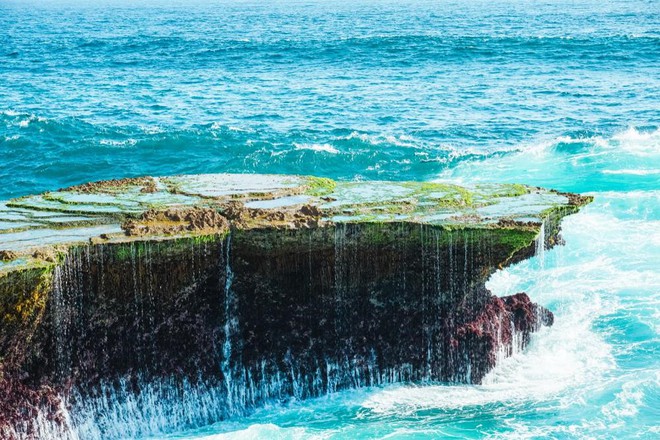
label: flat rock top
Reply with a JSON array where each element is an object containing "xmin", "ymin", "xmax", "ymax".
[{"xmin": 0, "ymin": 174, "xmax": 590, "ymax": 267}]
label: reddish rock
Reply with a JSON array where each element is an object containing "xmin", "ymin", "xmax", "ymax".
[{"xmin": 452, "ymin": 292, "xmax": 553, "ymax": 382}]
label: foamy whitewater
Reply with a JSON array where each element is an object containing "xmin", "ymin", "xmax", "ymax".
[{"xmin": 1, "ymin": 0, "xmax": 658, "ymax": 438}]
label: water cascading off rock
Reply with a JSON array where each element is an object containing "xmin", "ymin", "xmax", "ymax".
[{"xmin": 0, "ymin": 174, "xmax": 592, "ymax": 439}]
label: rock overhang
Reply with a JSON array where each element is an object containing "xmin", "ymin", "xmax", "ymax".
[{"xmin": 0, "ymin": 174, "xmax": 595, "ymax": 437}]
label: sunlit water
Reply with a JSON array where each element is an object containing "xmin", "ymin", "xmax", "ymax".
[{"xmin": 1, "ymin": 0, "xmax": 658, "ymax": 439}]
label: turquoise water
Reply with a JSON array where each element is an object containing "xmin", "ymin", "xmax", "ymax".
[{"xmin": 1, "ymin": 0, "xmax": 659, "ymax": 438}]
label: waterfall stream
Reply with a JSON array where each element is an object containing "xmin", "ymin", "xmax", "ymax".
[
  {"xmin": 221, "ymin": 232, "xmax": 237, "ymax": 415},
  {"xmin": 536, "ymin": 220, "xmax": 546, "ymax": 268}
]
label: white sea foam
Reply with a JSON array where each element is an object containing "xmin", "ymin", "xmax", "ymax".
[
  {"xmin": 6, "ymin": 113, "xmax": 50, "ymax": 128},
  {"xmin": 210, "ymin": 122, "xmax": 254, "ymax": 133},
  {"xmin": 515, "ymin": 127, "xmax": 660, "ymax": 159},
  {"xmin": 140, "ymin": 125, "xmax": 164, "ymax": 134},
  {"xmin": 610, "ymin": 127, "xmax": 660, "ymax": 157},
  {"xmin": 602, "ymin": 380, "xmax": 645, "ymax": 420},
  {"xmin": 438, "ymin": 126, "xmax": 660, "ymax": 187},
  {"xmin": 340, "ymin": 131, "xmax": 418, "ymax": 148},
  {"xmin": 99, "ymin": 138, "xmax": 138, "ymax": 147},
  {"xmin": 293, "ymin": 143, "xmax": 339, "ymax": 154},
  {"xmin": 228, "ymin": 126, "xmax": 253, "ymax": 133},
  {"xmin": 191, "ymin": 424, "xmax": 322, "ymax": 440},
  {"xmin": 612, "ymin": 126, "xmax": 660, "ymax": 142},
  {"xmin": 602, "ymin": 169, "xmax": 660, "ymax": 175}
]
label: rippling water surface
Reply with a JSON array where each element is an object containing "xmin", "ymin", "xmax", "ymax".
[{"xmin": 1, "ymin": 0, "xmax": 658, "ymax": 438}]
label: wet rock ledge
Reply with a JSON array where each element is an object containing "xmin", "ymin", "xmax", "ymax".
[{"xmin": 0, "ymin": 174, "xmax": 591, "ymax": 439}]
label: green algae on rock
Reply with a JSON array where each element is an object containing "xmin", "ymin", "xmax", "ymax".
[
  {"xmin": 0, "ymin": 174, "xmax": 592, "ymax": 439},
  {"xmin": 0, "ymin": 174, "xmax": 589, "ymax": 261}
]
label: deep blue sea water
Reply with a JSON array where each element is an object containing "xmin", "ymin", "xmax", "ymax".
[{"xmin": 1, "ymin": 0, "xmax": 659, "ymax": 438}]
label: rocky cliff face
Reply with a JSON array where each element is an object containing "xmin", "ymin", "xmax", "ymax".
[{"xmin": 0, "ymin": 174, "xmax": 591, "ymax": 439}]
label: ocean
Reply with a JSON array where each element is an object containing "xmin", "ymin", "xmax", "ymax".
[{"xmin": 1, "ymin": 0, "xmax": 658, "ymax": 438}]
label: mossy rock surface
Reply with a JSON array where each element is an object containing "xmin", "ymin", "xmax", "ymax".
[{"xmin": 0, "ymin": 174, "xmax": 591, "ymax": 271}]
